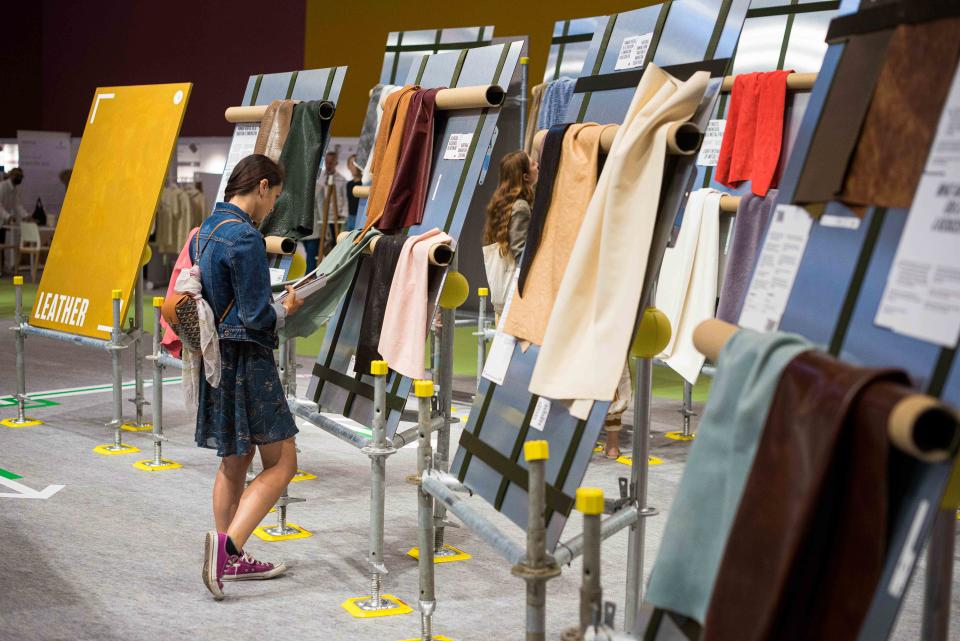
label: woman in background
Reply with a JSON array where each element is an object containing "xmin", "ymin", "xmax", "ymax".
[{"xmin": 481, "ymin": 150, "xmax": 539, "ymax": 317}]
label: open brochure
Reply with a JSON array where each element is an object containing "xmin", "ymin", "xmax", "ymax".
[{"xmin": 274, "ymin": 268, "xmax": 328, "ymax": 302}]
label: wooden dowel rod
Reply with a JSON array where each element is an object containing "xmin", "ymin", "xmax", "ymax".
[
  {"xmin": 265, "ymin": 236, "xmax": 296, "ymax": 255},
  {"xmin": 720, "ymin": 194, "xmax": 741, "ymax": 213},
  {"xmin": 353, "ymin": 185, "xmax": 371, "ymax": 199},
  {"xmin": 223, "ymin": 99, "xmax": 333, "ymax": 123},
  {"xmin": 532, "ymin": 120, "xmax": 702, "ymax": 156},
  {"xmin": 721, "ymin": 71, "xmax": 817, "ymax": 93},
  {"xmin": 692, "ymin": 319, "xmax": 960, "ymax": 462},
  {"xmin": 435, "ymin": 85, "xmax": 505, "ymax": 110}
]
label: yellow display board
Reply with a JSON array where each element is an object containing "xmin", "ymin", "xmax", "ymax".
[{"xmin": 32, "ymin": 83, "xmax": 191, "ymax": 339}]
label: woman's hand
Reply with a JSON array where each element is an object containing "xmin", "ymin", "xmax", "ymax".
[{"xmin": 282, "ymin": 286, "xmax": 304, "ymax": 316}]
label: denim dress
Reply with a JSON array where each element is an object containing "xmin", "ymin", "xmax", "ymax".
[{"xmin": 191, "ymin": 202, "xmax": 298, "ymax": 457}]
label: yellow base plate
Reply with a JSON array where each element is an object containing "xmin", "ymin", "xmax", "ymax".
[
  {"xmin": 341, "ymin": 594, "xmax": 413, "ymax": 618},
  {"xmin": 133, "ymin": 459, "xmax": 182, "ymax": 471},
  {"xmin": 407, "ymin": 544, "xmax": 472, "ymax": 564},
  {"xmin": 616, "ymin": 455, "xmax": 663, "ymax": 467},
  {"xmin": 93, "ymin": 443, "xmax": 141, "ymax": 456},
  {"xmin": 252, "ymin": 523, "xmax": 312, "ymax": 542},
  {"xmin": 400, "ymin": 636, "xmax": 454, "ymax": 641},
  {"xmin": 664, "ymin": 431, "xmax": 695, "ymax": 441},
  {"xmin": 1, "ymin": 417, "xmax": 43, "ymax": 428},
  {"xmin": 121, "ymin": 422, "xmax": 153, "ymax": 432},
  {"xmin": 290, "ymin": 469, "xmax": 317, "ymax": 482}
]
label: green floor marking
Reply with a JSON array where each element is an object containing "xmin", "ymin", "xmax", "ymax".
[
  {"xmin": 0, "ymin": 468, "xmax": 23, "ymax": 480},
  {"xmin": 0, "ymin": 397, "xmax": 60, "ymax": 410}
]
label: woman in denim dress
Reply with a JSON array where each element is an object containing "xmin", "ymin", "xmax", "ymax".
[{"xmin": 195, "ymin": 154, "xmax": 304, "ymax": 600}]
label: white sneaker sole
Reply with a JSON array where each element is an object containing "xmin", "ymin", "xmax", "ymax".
[
  {"xmin": 222, "ymin": 561, "xmax": 288, "ymax": 581},
  {"xmin": 202, "ymin": 531, "xmax": 225, "ymax": 600}
]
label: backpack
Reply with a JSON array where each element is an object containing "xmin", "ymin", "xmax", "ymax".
[{"xmin": 161, "ymin": 219, "xmax": 240, "ymax": 351}]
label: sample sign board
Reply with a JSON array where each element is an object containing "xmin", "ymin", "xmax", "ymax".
[{"xmin": 31, "ymin": 83, "xmax": 191, "ymax": 339}]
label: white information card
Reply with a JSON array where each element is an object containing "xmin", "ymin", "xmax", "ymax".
[
  {"xmin": 614, "ymin": 33, "xmax": 653, "ymax": 71},
  {"xmin": 739, "ymin": 204, "xmax": 813, "ymax": 332},
  {"xmin": 482, "ymin": 270, "xmax": 520, "ymax": 385},
  {"xmin": 875, "ymin": 64, "xmax": 960, "ymax": 348},
  {"xmin": 443, "ymin": 133, "xmax": 474, "ymax": 160},
  {"xmin": 696, "ymin": 119, "xmax": 726, "ymax": 167},
  {"xmin": 216, "ymin": 123, "xmax": 260, "ymax": 201}
]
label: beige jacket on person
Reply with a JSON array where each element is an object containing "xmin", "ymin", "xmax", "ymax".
[{"xmin": 529, "ymin": 65, "xmax": 710, "ymax": 417}]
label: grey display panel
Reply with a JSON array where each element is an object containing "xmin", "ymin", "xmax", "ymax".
[
  {"xmin": 306, "ymin": 42, "xmax": 524, "ymax": 436},
  {"xmin": 451, "ymin": 0, "xmax": 751, "ymax": 551},
  {"xmin": 380, "ymin": 26, "xmax": 495, "ymax": 84}
]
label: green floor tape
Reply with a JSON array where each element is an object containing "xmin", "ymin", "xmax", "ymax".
[
  {"xmin": 0, "ymin": 278, "xmax": 713, "ymax": 402},
  {"xmin": 0, "ymin": 397, "xmax": 60, "ymax": 410},
  {"xmin": 0, "ymin": 467, "xmax": 23, "ymax": 480}
]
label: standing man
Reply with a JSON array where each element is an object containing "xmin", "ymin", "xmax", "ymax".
[
  {"xmin": 0, "ymin": 168, "xmax": 30, "ymax": 271},
  {"xmin": 303, "ymin": 151, "xmax": 348, "ymax": 273}
]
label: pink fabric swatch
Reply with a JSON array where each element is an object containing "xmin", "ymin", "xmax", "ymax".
[
  {"xmin": 160, "ymin": 227, "xmax": 199, "ymax": 359},
  {"xmin": 377, "ymin": 228, "xmax": 453, "ymax": 379}
]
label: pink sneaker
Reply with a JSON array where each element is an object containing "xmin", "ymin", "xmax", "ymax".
[
  {"xmin": 222, "ymin": 552, "xmax": 288, "ymax": 581},
  {"xmin": 202, "ymin": 531, "xmax": 232, "ymax": 600}
]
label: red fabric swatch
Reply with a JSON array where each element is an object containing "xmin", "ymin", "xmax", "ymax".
[{"xmin": 715, "ymin": 70, "xmax": 791, "ymax": 197}]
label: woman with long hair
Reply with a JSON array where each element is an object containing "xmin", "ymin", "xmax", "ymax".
[
  {"xmin": 193, "ymin": 154, "xmax": 304, "ymax": 600},
  {"xmin": 482, "ymin": 150, "xmax": 539, "ymax": 315}
]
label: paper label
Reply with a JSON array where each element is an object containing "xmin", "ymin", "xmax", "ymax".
[
  {"xmin": 887, "ymin": 500, "xmax": 930, "ymax": 597},
  {"xmin": 346, "ymin": 354, "xmax": 357, "ymax": 377},
  {"xmin": 820, "ymin": 214, "xmax": 861, "ymax": 230},
  {"xmin": 614, "ymin": 33, "xmax": 653, "ymax": 71},
  {"xmin": 216, "ymin": 123, "xmax": 260, "ymax": 201},
  {"xmin": 482, "ymin": 271, "xmax": 520, "ymax": 385},
  {"xmin": 269, "ymin": 268, "xmax": 286, "ymax": 285},
  {"xmin": 530, "ymin": 398, "xmax": 551, "ymax": 431},
  {"xmin": 876, "ymin": 64, "xmax": 960, "ymax": 347},
  {"xmin": 739, "ymin": 205, "xmax": 813, "ymax": 332},
  {"xmin": 443, "ymin": 133, "xmax": 474, "ymax": 160},
  {"xmin": 696, "ymin": 119, "xmax": 726, "ymax": 167}
]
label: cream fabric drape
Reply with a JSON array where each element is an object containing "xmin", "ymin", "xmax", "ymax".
[
  {"xmin": 656, "ymin": 188, "xmax": 722, "ymax": 384},
  {"xmin": 529, "ymin": 65, "xmax": 709, "ymax": 412}
]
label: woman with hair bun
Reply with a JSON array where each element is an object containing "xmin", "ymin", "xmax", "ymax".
[{"xmin": 194, "ymin": 154, "xmax": 304, "ymax": 600}]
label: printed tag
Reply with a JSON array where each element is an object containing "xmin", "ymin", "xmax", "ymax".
[
  {"xmin": 347, "ymin": 354, "xmax": 357, "ymax": 377},
  {"xmin": 530, "ymin": 397, "xmax": 551, "ymax": 431},
  {"xmin": 696, "ymin": 119, "xmax": 726, "ymax": 167},
  {"xmin": 819, "ymin": 214, "xmax": 861, "ymax": 230},
  {"xmin": 217, "ymin": 123, "xmax": 259, "ymax": 201},
  {"xmin": 443, "ymin": 133, "xmax": 474, "ymax": 160},
  {"xmin": 269, "ymin": 268, "xmax": 286, "ymax": 285},
  {"xmin": 614, "ymin": 33, "xmax": 653, "ymax": 71},
  {"xmin": 739, "ymin": 205, "xmax": 813, "ymax": 332}
]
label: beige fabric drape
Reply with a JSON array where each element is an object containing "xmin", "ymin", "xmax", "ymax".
[
  {"xmin": 529, "ymin": 64, "xmax": 709, "ymax": 412},
  {"xmin": 502, "ymin": 123, "xmax": 615, "ymax": 346},
  {"xmin": 524, "ymin": 82, "xmax": 547, "ymax": 156},
  {"xmin": 254, "ymin": 99, "xmax": 295, "ymax": 162}
]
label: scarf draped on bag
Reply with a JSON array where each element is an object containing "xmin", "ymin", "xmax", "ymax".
[
  {"xmin": 175, "ymin": 265, "xmax": 221, "ymax": 410},
  {"xmin": 259, "ymin": 100, "xmax": 335, "ymax": 239},
  {"xmin": 528, "ymin": 65, "xmax": 709, "ymax": 413}
]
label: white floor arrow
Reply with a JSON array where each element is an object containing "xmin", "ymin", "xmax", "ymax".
[{"xmin": 0, "ymin": 477, "xmax": 64, "ymax": 499}]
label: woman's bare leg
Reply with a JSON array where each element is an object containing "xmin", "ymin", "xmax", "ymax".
[
  {"xmin": 213, "ymin": 451, "xmax": 255, "ymax": 532},
  {"xmin": 226, "ymin": 437, "xmax": 297, "ymax": 550}
]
